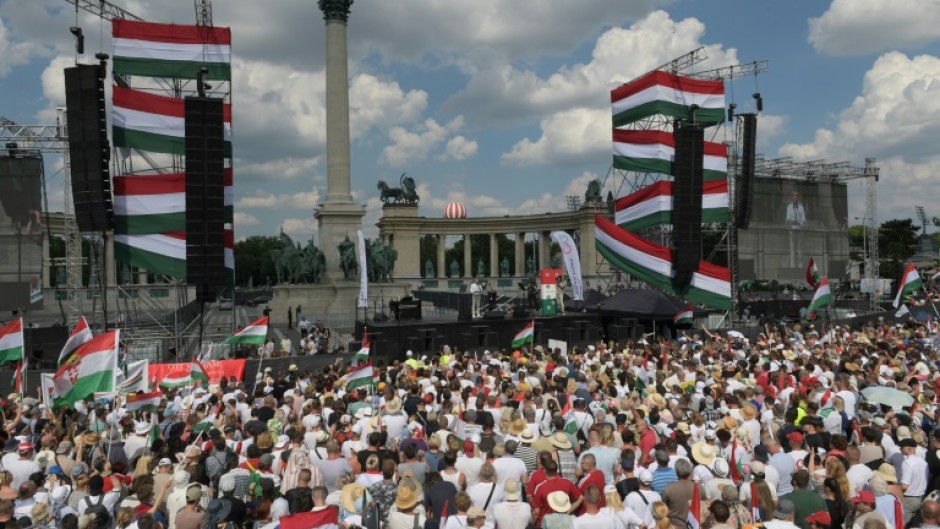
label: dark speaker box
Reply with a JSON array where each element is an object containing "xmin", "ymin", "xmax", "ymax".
[
  {"xmin": 484, "ymin": 310, "xmax": 506, "ymax": 319},
  {"xmin": 736, "ymin": 114, "xmax": 757, "ymax": 229},
  {"xmin": 512, "ymin": 307, "xmax": 528, "ymax": 318},
  {"xmin": 185, "ymin": 97, "xmax": 227, "ymax": 286},
  {"xmin": 64, "ymin": 64, "xmax": 113, "ymax": 232},
  {"xmin": 671, "ymin": 122, "xmax": 704, "ymax": 288}
]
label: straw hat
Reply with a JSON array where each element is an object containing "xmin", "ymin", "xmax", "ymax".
[
  {"xmin": 509, "ymin": 418, "xmax": 526, "ymax": 436},
  {"xmin": 340, "ymin": 483, "xmax": 367, "ymax": 513},
  {"xmin": 692, "ymin": 442, "xmax": 718, "ymax": 466},
  {"xmin": 876, "ymin": 463, "xmax": 898, "ymax": 483},
  {"xmin": 649, "ymin": 393, "xmax": 667, "ymax": 410},
  {"xmin": 550, "ymin": 431, "xmax": 572, "ymax": 450},
  {"xmin": 395, "ymin": 485, "xmax": 419, "ymax": 510},
  {"xmin": 385, "ymin": 398, "xmax": 402, "ymax": 415},
  {"xmin": 720, "ymin": 416, "xmax": 738, "ymax": 431},
  {"xmin": 740, "ymin": 404, "xmax": 758, "ymax": 421},
  {"xmin": 547, "ymin": 491, "xmax": 571, "ymax": 513}
]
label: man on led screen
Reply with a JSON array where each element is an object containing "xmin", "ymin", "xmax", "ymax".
[{"xmin": 785, "ymin": 189, "xmax": 806, "ymax": 267}]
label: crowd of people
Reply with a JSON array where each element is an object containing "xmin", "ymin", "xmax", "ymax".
[{"xmin": 2, "ymin": 317, "xmax": 940, "ymax": 529}]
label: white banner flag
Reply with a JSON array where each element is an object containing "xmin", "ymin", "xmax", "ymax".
[
  {"xmin": 117, "ymin": 359, "xmax": 149, "ymax": 393},
  {"xmin": 550, "ymin": 230, "xmax": 584, "ymax": 301},
  {"xmin": 41, "ymin": 373, "xmax": 57, "ymax": 411},
  {"xmin": 357, "ymin": 230, "xmax": 369, "ymax": 308}
]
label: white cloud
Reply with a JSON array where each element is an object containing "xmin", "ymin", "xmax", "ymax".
[
  {"xmin": 349, "ymin": 74, "xmax": 428, "ymax": 139},
  {"xmin": 809, "ymin": 0, "xmax": 940, "ymax": 55},
  {"xmin": 502, "ymin": 107, "xmax": 609, "ymax": 166},
  {"xmin": 233, "ymin": 212, "xmax": 260, "ymax": 226},
  {"xmin": 0, "ymin": 11, "xmax": 49, "ymax": 76},
  {"xmin": 440, "ymin": 136, "xmax": 478, "ymax": 161},
  {"xmin": 380, "ymin": 116, "xmax": 468, "ymax": 167},
  {"xmin": 754, "ymin": 114, "xmax": 789, "ymax": 149},
  {"xmin": 779, "ymin": 52, "xmax": 940, "ymax": 221},
  {"xmin": 237, "ymin": 188, "xmax": 321, "ymax": 210},
  {"xmin": 447, "ymin": 11, "xmax": 739, "ymax": 126},
  {"xmin": 236, "ymin": 157, "xmax": 323, "ymax": 182},
  {"xmin": 280, "ymin": 217, "xmax": 317, "ymax": 238}
]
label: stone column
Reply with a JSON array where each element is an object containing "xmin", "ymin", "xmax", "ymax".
[
  {"xmin": 538, "ymin": 231, "xmax": 550, "ymax": 270},
  {"xmin": 463, "ymin": 234, "xmax": 472, "ymax": 278},
  {"xmin": 514, "ymin": 233, "xmax": 525, "ymax": 277},
  {"xmin": 138, "ymin": 268, "xmax": 148, "ymax": 285},
  {"xmin": 489, "ymin": 234, "xmax": 498, "ymax": 278},
  {"xmin": 436, "ymin": 234, "xmax": 446, "ymax": 279},
  {"xmin": 315, "ymin": 0, "xmax": 364, "ymax": 282}
]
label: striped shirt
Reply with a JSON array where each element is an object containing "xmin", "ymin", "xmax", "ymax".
[
  {"xmin": 650, "ymin": 467, "xmax": 677, "ymax": 494},
  {"xmin": 515, "ymin": 446, "xmax": 539, "ymax": 473}
]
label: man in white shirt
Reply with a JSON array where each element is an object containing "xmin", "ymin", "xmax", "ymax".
[
  {"xmin": 845, "ymin": 447, "xmax": 873, "ymax": 497},
  {"xmin": 5, "ymin": 443, "xmax": 40, "ymax": 490},
  {"xmin": 899, "ymin": 438, "xmax": 928, "ymax": 523},
  {"xmin": 494, "ymin": 442, "xmax": 528, "ymax": 488},
  {"xmin": 785, "ymin": 189, "xmax": 806, "ymax": 267},
  {"xmin": 467, "ymin": 463, "xmax": 503, "ymax": 521},
  {"xmin": 456, "ymin": 440, "xmax": 484, "ymax": 487},
  {"xmin": 573, "ymin": 484, "xmax": 618, "ymax": 529},
  {"xmin": 470, "ymin": 277, "xmax": 483, "ymax": 318},
  {"xmin": 625, "ymin": 469, "xmax": 661, "ymax": 527},
  {"xmin": 493, "ymin": 478, "xmax": 531, "ymax": 529}
]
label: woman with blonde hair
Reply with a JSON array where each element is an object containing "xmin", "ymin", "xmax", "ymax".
[
  {"xmin": 825, "ymin": 456, "xmax": 853, "ymax": 498},
  {"xmin": 115, "ymin": 506, "xmax": 136, "ymax": 529},
  {"xmin": 602, "ymin": 484, "xmax": 645, "ymax": 528},
  {"xmin": 651, "ymin": 501, "xmax": 672, "ymax": 529}
]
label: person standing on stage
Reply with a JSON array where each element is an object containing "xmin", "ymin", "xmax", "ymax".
[
  {"xmin": 470, "ymin": 277, "xmax": 483, "ymax": 318},
  {"xmin": 785, "ymin": 189, "xmax": 806, "ymax": 267},
  {"xmin": 555, "ymin": 274, "xmax": 567, "ymax": 315}
]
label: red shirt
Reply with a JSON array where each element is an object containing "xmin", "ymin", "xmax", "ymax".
[
  {"xmin": 578, "ymin": 470, "xmax": 606, "ymax": 513},
  {"xmin": 531, "ymin": 476, "xmax": 581, "ymax": 527},
  {"xmin": 638, "ymin": 428, "xmax": 657, "ymax": 462},
  {"xmin": 526, "ymin": 468, "xmax": 547, "ymax": 499}
]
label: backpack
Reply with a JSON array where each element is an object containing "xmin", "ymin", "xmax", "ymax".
[{"xmin": 83, "ymin": 494, "xmax": 113, "ymax": 529}]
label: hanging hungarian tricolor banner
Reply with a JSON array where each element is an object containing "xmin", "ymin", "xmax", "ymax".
[
  {"xmin": 112, "ymin": 86, "xmax": 233, "ymax": 156},
  {"xmin": 614, "ymin": 180, "xmax": 729, "ymax": 231},
  {"xmin": 0, "ymin": 318, "xmax": 23, "ymax": 366},
  {"xmin": 58, "ymin": 317, "xmax": 93, "ymax": 366},
  {"xmin": 511, "ymin": 321, "xmax": 535, "ymax": 348},
  {"xmin": 191, "ymin": 359, "xmax": 210, "ymax": 386},
  {"xmin": 112, "ymin": 19, "xmax": 231, "ymax": 80},
  {"xmin": 611, "ymin": 70, "xmax": 725, "ymax": 128},
  {"xmin": 224, "ymin": 316, "xmax": 269, "ymax": 345},
  {"xmin": 353, "ymin": 330, "xmax": 370, "ymax": 365},
  {"xmin": 53, "ymin": 330, "xmax": 120, "ymax": 408},
  {"xmin": 550, "ymin": 230, "xmax": 584, "ymax": 301},
  {"xmin": 894, "ymin": 262, "xmax": 924, "ymax": 308},
  {"xmin": 113, "ymin": 174, "xmax": 185, "ymax": 234},
  {"xmin": 114, "ymin": 232, "xmax": 187, "ymax": 279},
  {"xmin": 806, "ymin": 257, "xmax": 821, "ymax": 289},
  {"xmin": 118, "ymin": 359, "xmax": 149, "ymax": 393},
  {"xmin": 612, "ymin": 129, "xmax": 728, "ymax": 181},
  {"xmin": 125, "ymin": 390, "xmax": 162, "ymax": 413},
  {"xmin": 594, "ymin": 215, "xmax": 732, "ymax": 310},
  {"xmin": 345, "ymin": 361, "xmax": 375, "ymax": 392},
  {"xmin": 807, "ymin": 277, "xmax": 833, "ymax": 319},
  {"xmin": 674, "ymin": 306, "xmax": 694, "ymax": 326}
]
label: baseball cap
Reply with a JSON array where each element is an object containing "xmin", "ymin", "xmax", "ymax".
[
  {"xmin": 158, "ymin": 458, "xmax": 173, "ymax": 466},
  {"xmin": 806, "ymin": 511, "xmax": 832, "ymax": 526},
  {"xmin": 463, "ymin": 440, "xmax": 475, "ymax": 457},
  {"xmin": 17, "ymin": 441, "xmax": 34, "ymax": 453},
  {"xmin": 774, "ymin": 499, "xmax": 795, "ymax": 519},
  {"xmin": 637, "ymin": 468, "xmax": 653, "ymax": 485},
  {"xmin": 219, "ymin": 473, "xmax": 235, "ymax": 493},
  {"xmin": 850, "ymin": 490, "xmax": 876, "ymax": 503},
  {"xmin": 186, "ymin": 485, "xmax": 202, "ymax": 502},
  {"xmin": 786, "ymin": 431, "xmax": 804, "ymax": 443}
]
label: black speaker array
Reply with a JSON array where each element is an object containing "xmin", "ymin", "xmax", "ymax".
[
  {"xmin": 736, "ymin": 114, "xmax": 757, "ymax": 230},
  {"xmin": 64, "ymin": 64, "xmax": 113, "ymax": 232},
  {"xmin": 184, "ymin": 97, "xmax": 227, "ymax": 298},
  {"xmin": 671, "ymin": 123, "xmax": 704, "ymax": 289}
]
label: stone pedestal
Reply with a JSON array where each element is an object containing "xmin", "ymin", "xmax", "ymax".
[
  {"xmin": 270, "ymin": 281, "xmax": 412, "ymax": 329},
  {"xmin": 315, "ymin": 202, "xmax": 366, "ymax": 283},
  {"xmin": 377, "ymin": 204, "xmax": 420, "ymax": 279}
]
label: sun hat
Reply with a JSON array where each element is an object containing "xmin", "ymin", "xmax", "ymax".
[
  {"xmin": 547, "ymin": 491, "xmax": 571, "ymax": 513},
  {"xmin": 519, "ymin": 428, "xmax": 535, "ymax": 442},
  {"xmin": 385, "ymin": 398, "xmax": 403, "ymax": 414},
  {"xmin": 503, "ymin": 478, "xmax": 521, "ymax": 501},
  {"xmin": 692, "ymin": 442, "xmax": 718, "ymax": 466},
  {"xmin": 205, "ymin": 498, "xmax": 232, "ymax": 526},
  {"xmin": 876, "ymin": 463, "xmax": 898, "ymax": 483},
  {"xmin": 711, "ymin": 458, "xmax": 730, "ymax": 477},
  {"xmin": 316, "ymin": 430, "xmax": 330, "ymax": 443},
  {"xmin": 340, "ymin": 483, "xmax": 367, "ymax": 513},
  {"xmin": 467, "ymin": 507, "xmax": 487, "ymax": 521},
  {"xmin": 395, "ymin": 485, "xmax": 419, "ymax": 510},
  {"xmin": 550, "ymin": 431, "xmax": 572, "ymax": 450}
]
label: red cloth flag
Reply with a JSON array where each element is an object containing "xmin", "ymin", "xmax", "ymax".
[
  {"xmin": 729, "ymin": 438, "xmax": 743, "ymax": 483},
  {"xmin": 691, "ymin": 482, "xmax": 701, "ymax": 523},
  {"xmin": 279, "ymin": 507, "xmax": 339, "ymax": 529}
]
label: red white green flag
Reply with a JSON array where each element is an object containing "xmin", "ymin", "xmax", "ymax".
[
  {"xmin": 58, "ymin": 316, "xmax": 93, "ymax": 366},
  {"xmin": 806, "ymin": 257, "xmax": 821, "ymax": 289},
  {"xmin": 224, "ymin": 316, "xmax": 269, "ymax": 345},
  {"xmin": 511, "ymin": 321, "xmax": 535, "ymax": 348},
  {"xmin": 114, "ymin": 170, "xmax": 234, "ymax": 234},
  {"xmin": 345, "ymin": 361, "xmax": 375, "ymax": 392},
  {"xmin": 612, "ymin": 129, "xmax": 728, "ymax": 181},
  {"xmin": 611, "ymin": 70, "xmax": 725, "ymax": 127},
  {"xmin": 0, "ymin": 318, "xmax": 23, "ymax": 366},
  {"xmin": 53, "ymin": 330, "xmax": 120, "ymax": 408},
  {"xmin": 125, "ymin": 390, "xmax": 162, "ymax": 413},
  {"xmin": 931, "ymin": 270, "xmax": 940, "ymax": 282},
  {"xmin": 594, "ymin": 215, "xmax": 731, "ymax": 310},
  {"xmin": 191, "ymin": 359, "xmax": 210, "ymax": 386},
  {"xmin": 893, "ymin": 262, "xmax": 924, "ymax": 308},
  {"xmin": 674, "ymin": 306, "xmax": 694, "ymax": 326},
  {"xmin": 353, "ymin": 330, "xmax": 370, "ymax": 365},
  {"xmin": 614, "ymin": 180, "xmax": 729, "ymax": 231},
  {"xmin": 112, "ymin": 19, "xmax": 231, "ymax": 80},
  {"xmin": 807, "ymin": 277, "xmax": 833, "ymax": 318}
]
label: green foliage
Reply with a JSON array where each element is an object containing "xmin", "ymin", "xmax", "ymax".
[
  {"xmin": 234, "ymin": 236, "xmax": 284, "ymax": 287},
  {"xmin": 878, "ymin": 218, "xmax": 919, "ymax": 278}
]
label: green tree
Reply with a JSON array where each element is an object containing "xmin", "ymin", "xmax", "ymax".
[
  {"xmin": 878, "ymin": 218, "xmax": 919, "ymax": 278},
  {"xmin": 847, "ymin": 225, "xmax": 866, "ymax": 262},
  {"xmin": 234, "ymin": 235, "xmax": 283, "ymax": 287}
]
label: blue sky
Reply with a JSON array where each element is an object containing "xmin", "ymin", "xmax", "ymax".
[{"xmin": 2, "ymin": 0, "xmax": 939, "ymax": 242}]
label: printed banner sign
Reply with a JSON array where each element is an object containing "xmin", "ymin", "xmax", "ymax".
[{"xmin": 148, "ymin": 359, "xmax": 246, "ymax": 385}]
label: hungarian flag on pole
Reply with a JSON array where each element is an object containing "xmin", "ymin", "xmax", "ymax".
[
  {"xmin": 511, "ymin": 321, "xmax": 535, "ymax": 348},
  {"xmin": 191, "ymin": 359, "xmax": 210, "ymax": 386},
  {"xmin": 353, "ymin": 330, "xmax": 370, "ymax": 365},
  {"xmin": 807, "ymin": 277, "xmax": 833, "ymax": 318},
  {"xmin": 0, "ymin": 318, "xmax": 23, "ymax": 366},
  {"xmin": 224, "ymin": 316, "xmax": 268, "ymax": 345},
  {"xmin": 674, "ymin": 306, "xmax": 694, "ymax": 326},
  {"xmin": 806, "ymin": 257, "xmax": 821, "ymax": 289},
  {"xmin": 118, "ymin": 359, "xmax": 149, "ymax": 393},
  {"xmin": 894, "ymin": 262, "xmax": 924, "ymax": 308},
  {"xmin": 12, "ymin": 359, "xmax": 25, "ymax": 394},
  {"xmin": 345, "ymin": 361, "xmax": 374, "ymax": 392},
  {"xmin": 58, "ymin": 317, "xmax": 93, "ymax": 366},
  {"xmin": 53, "ymin": 330, "xmax": 120, "ymax": 408},
  {"xmin": 125, "ymin": 390, "xmax": 162, "ymax": 413}
]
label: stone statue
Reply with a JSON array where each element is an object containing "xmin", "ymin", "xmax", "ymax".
[
  {"xmin": 272, "ymin": 232, "xmax": 326, "ymax": 284},
  {"xmin": 500, "ymin": 257, "xmax": 510, "ymax": 277},
  {"xmin": 425, "ymin": 259, "xmax": 434, "ymax": 278},
  {"xmin": 526, "ymin": 255, "xmax": 536, "ymax": 275},
  {"xmin": 449, "ymin": 259, "xmax": 460, "ymax": 278},
  {"xmin": 377, "ymin": 173, "xmax": 420, "ymax": 204},
  {"xmin": 585, "ymin": 179, "xmax": 603, "ymax": 202},
  {"xmin": 476, "ymin": 258, "xmax": 486, "ymax": 278},
  {"xmin": 365, "ymin": 239, "xmax": 399, "ymax": 283},
  {"xmin": 338, "ymin": 235, "xmax": 358, "ymax": 280}
]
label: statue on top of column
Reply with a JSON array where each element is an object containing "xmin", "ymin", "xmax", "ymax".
[
  {"xmin": 318, "ymin": 0, "xmax": 354, "ymax": 22},
  {"xmin": 377, "ymin": 173, "xmax": 420, "ymax": 205}
]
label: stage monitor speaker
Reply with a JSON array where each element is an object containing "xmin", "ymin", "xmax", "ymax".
[
  {"xmin": 457, "ymin": 305, "xmax": 472, "ymax": 321},
  {"xmin": 484, "ymin": 310, "xmax": 506, "ymax": 319},
  {"xmin": 671, "ymin": 122, "xmax": 704, "ymax": 288},
  {"xmin": 512, "ymin": 307, "xmax": 528, "ymax": 319},
  {"xmin": 64, "ymin": 64, "xmax": 113, "ymax": 232},
  {"xmin": 736, "ymin": 113, "xmax": 757, "ymax": 229},
  {"xmin": 185, "ymin": 96, "xmax": 227, "ymax": 287}
]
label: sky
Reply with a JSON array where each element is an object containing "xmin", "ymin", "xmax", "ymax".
[{"xmin": 1, "ymin": 0, "xmax": 939, "ymax": 243}]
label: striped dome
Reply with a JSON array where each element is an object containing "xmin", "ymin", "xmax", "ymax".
[{"xmin": 443, "ymin": 201, "xmax": 467, "ymax": 218}]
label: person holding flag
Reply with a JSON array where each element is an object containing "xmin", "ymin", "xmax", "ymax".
[
  {"xmin": 894, "ymin": 262, "xmax": 924, "ymax": 308},
  {"xmin": 806, "ymin": 277, "xmax": 832, "ymax": 320}
]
